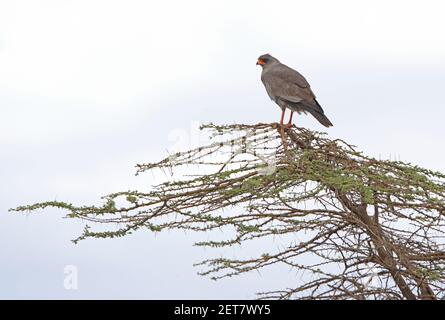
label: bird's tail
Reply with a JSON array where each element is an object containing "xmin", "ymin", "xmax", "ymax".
[{"xmin": 308, "ymin": 110, "xmax": 333, "ymax": 127}]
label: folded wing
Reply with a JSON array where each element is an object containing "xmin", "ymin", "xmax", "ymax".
[{"xmin": 262, "ymin": 63, "xmax": 325, "ymax": 115}]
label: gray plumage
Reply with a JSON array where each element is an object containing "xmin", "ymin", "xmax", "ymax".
[{"xmin": 257, "ymin": 54, "xmax": 333, "ymax": 127}]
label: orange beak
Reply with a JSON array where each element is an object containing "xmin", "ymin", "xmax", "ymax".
[{"xmin": 256, "ymin": 59, "xmax": 265, "ymax": 66}]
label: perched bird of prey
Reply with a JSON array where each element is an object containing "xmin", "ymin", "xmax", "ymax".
[{"xmin": 256, "ymin": 54, "xmax": 333, "ymax": 128}]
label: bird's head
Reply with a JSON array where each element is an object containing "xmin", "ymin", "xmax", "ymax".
[{"xmin": 256, "ymin": 54, "xmax": 279, "ymax": 68}]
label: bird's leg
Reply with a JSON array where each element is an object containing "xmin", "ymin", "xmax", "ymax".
[
  {"xmin": 285, "ymin": 111, "xmax": 294, "ymax": 128},
  {"xmin": 279, "ymin": 108, "xmax": 286, "ymax": 127},
  {"xmin": 278, "ymin": 109, "xmax": 289, "ymax": 150}
]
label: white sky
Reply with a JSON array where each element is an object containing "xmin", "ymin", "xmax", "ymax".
[{"xmin": 1, "ymin": 0, "xmax": 444, "ymax": 298}]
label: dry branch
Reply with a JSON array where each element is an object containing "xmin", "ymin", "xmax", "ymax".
[{"xmin": 12, "ymin": 123, "xmax": 445, "ymax": 299}]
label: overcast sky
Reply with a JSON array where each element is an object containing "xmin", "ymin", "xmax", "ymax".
[{"xmin": 1, "ymin": 0, "xmax": 444, "ymax": 299}]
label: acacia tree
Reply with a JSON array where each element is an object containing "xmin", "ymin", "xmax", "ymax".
[{"xmin": 12, "ymin": 123, "xmax": 445, "ymax": 300}]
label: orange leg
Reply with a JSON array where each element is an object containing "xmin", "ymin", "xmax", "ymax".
[
  {"xmin": 278, "ymin": 109, "xmax": 289, "ymax": 150},
  {"xmin": 286, "ymin": 111, "xmax": 294, "ymax": 128},
  {"xmin": 279, "ymin": 109, "xmax": 286, "ymax": 126}
]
